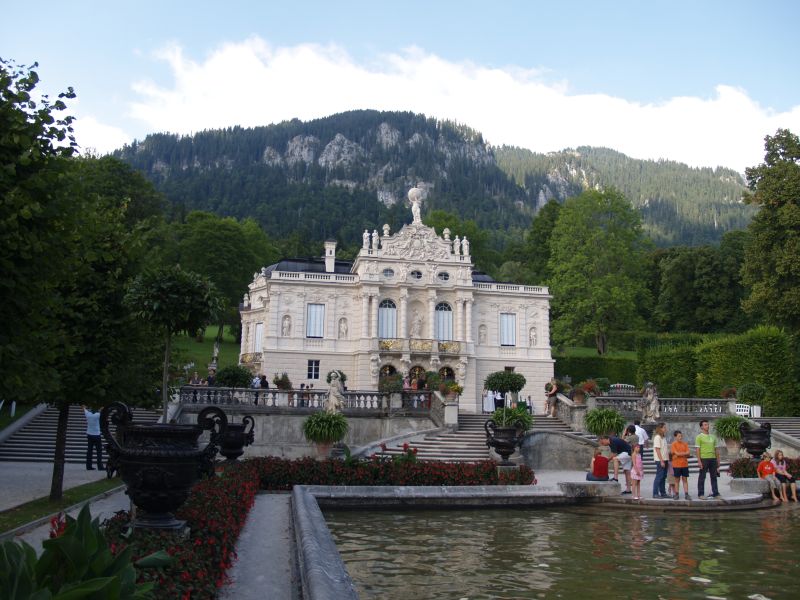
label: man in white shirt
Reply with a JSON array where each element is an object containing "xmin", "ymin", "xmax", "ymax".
[
  {"xmin": 634, "ymin": 420, "xmax": 649, "ymax": 448},
  {"xmin": 82, "ymin": 406, "xmax": 104, "ymax": 471}
]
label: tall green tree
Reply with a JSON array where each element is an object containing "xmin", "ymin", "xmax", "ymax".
[
  {"xmin": 0, "ymin": 60, "xmax": 76, "ymax": 403},
  {"xmin": 522, "ymin": 199, "xmax": 561, "ymax": 283},
  {"xmin": 742, "ymin": 129, "xmax": 800, "ymax": 331},
  {"xmin": 548, "ymin": 189, "xmax": 651, "ymax": 353},
  {"xmin": 125, "ymin": 265, "xmax": 223, "ymax": 420}
]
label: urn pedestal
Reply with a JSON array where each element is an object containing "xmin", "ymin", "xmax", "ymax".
[
  {"xmin": 219, "ymin": 415, "xmax": 255, "ymax": 461},
  {"xmin": 739, "ymin": 421, "xmax": 771, "ymax": 460},
  {"xmin": 101, "ymin": 403, "xmax": 227, "ymax": 529},
  {"xmin": 484, "ymin": 420, "xmax": 525, "ymax": 466}
]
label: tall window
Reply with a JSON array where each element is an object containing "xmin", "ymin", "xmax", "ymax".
[
  {"xmin": 500, "ymin": 313, "xmax": 516, "ymax": 346},
  {"xmin": 435, "ymin": 302, "xmax": 453, "ymax": 341},
  {"xmin": 307, "ymin": 360, "xmax": 320, "ymax": 379},
  {"xmin": 254, "ymin": 322, "xmax": 263, "ymax": 352},
  {"xmin": 306, "ymin": 303, "xmax": 325, "ymax": 338},
  {"xmin": 378, "ymin": 299, "xmax": 397, "ymax": 338}
]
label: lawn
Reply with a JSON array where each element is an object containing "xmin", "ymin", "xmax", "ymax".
[
  {"xmin": 0, "ymin": 403, "xmax": 34, "ymax": 433},
  {"xmin": 556, "ymin": 346, "xmax": 637, "ymax": 360},
  {"xmin": 171, "ymin": 325, "xmax": 241, "ymax": 376},
  {"xmin": 0, "ymin": 477, "xmax": 123, "ymax": 535}
]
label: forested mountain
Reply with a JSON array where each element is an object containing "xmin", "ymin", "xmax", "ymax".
[
  {"xmin": 494, "ymin": 146, "xmax": 753, "ymax": 245},
  {"xmin": 114, "ymin": 110, "xmax": 753, "ymax": 249}
]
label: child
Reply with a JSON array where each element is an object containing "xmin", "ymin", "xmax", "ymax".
[
  {"xmin": 587, "ymin": 448, "xmax": 610, "ymax": 481},
  {"xmin": 670, "ymin": 430, "xmax": 691, "ymax": 500},
  {"xmin": 666, "ymin": 454, "xmax": 678, "ymax": 499},
  {"xmin": 630, "ymin": 442, "xmax": 643, "ymax": 499},
  {"xmin": 757, "ymin": 451, "xmax": 782, "ymax": 503}
]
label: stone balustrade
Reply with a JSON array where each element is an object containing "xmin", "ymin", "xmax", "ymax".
[
  {"xmin": 178, "ymin": 386, "xmax": 433, "ymax": 416},
  {"xmin": 592, "ymin": 396, "xmax": 736, "ymax": 417}
]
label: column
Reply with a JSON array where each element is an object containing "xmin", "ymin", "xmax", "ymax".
[
  {"xmin": 399, "ymin": 290, "xmax": 408, "ymax": 339},
  {"xmin": 427, "ymin": 292, "xmax": 437, "ymax": 339},
  {"xmin": 465, "ymin": 299, "xmax": 473, "ymax": 342},
  {"xmin": 361, "ymin": 293, "xmax": 369, "ymax": 339},
  {"xmin": 370, "ymin": 293, "xmax": 379, "ymax": 339},
  {"xmin": 455, "ymin": 299, "xmax": 464, "ymax": 342}
]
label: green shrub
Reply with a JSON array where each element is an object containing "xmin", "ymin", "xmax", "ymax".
[
  {"xmin": 215, "ymin": 364, "xmax": 253, "ymax": 388},
  {"xmin": 637, "ymin": 344, "xmax": 696, "ymax": 395},
  {"xmin": 554, "ymin": 356, "xmax": 637, "ymax": 385},
  {"xmin": 584, "ymin": 408, "xmax": 626, "ymax": 436},
  {"xmin": 272, "ymin": 372, "xmax": 292, "ymax": 390},
  {"xmin": 634, "ymin": 332, "xmax": 706, "ymax": 364},
  {"xmin": 738, "ymin": 382, "xmax": 767, "ymax": 405},
  {"xmin": 490, "ymin": 407, "xmax": 533, "ymax": 431},
  {"xmin": 713, "ymin": 415, "xmax": 747, "ymax": 440},
  {"xmin": 484, "ymin": 371, "xmax": 527, "ymax": 394},
  {"xmin": 695, "ymin": 326, "xmax": 797, "ymax": 415},
  {"xmin": 379, "ymin": 373, "xmax": 403, "ymax": 393},
  {"xmin": 302, "ymin": 411, "xmax": 349, "ymax": 444},
  {"xmin": 728, "ymin": 457, "xmax": 757, "ymax": 478}
]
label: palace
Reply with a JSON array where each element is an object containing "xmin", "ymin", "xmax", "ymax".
[{"xmin": 238, "ymin": 189, "xmax": 554, "ymax": 413}]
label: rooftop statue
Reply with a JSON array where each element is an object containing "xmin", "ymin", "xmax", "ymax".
[{"xmin": 408, "ymin": 187, "xmax": 423, "ymax": 224}]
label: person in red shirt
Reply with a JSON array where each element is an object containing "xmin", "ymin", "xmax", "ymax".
[
  {"xmin": 586, "ymin": 448, "xmax": 610, "ymax": 481},
  {"xmin": 757, "ymin": 452, "xmax": 781, "ymax": 502}
]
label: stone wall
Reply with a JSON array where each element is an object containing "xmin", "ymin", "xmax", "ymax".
[{"xmin": 520, "ymin": 431, "xmax": 597, "ymax": 471}]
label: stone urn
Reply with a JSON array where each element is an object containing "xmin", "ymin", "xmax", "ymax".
[
  {"xmin": 219, "ymin": 415, "xmax": 255, "ymax": 461},
  {"xmin": 484, "ymin": 420, "xmax": 525, "ymax": 466},
  {"xmin": 101, "ymin": 402, "xmax": 227, "ymax": 529},
  {"xmin": 739, "ymin": 421, "xmax": 771, "ymax": 460}
]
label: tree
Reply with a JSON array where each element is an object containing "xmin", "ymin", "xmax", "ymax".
[
  {"xmin": 0, "ymin": 60, "xmax": 76, "ymax": 404},
  {"xmin": 125, "ymin": 265, "xmax": 223, "ymax": 420},
  {"xmin": 522, "ymin": 199, "xmax": 561, "ymax": 283},
  {"xmin": 742, "ymin": 129, "xmax": 800, "ymax": 332},
  {"xmin": 547, "ymin": 189, "xmax": 651, "ymax": 353}
]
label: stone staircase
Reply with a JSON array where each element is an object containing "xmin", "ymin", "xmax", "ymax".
[
  {"xmin": 378, "ymin": 413, "xmax": 573, "ymax": 462},
  {"xmin": 0, "ymin": 405, "xmax": 161, "ymax": 464},
  {"xmin": 753, "ymin": 417, "xmax": 800, "ymax": 443}
]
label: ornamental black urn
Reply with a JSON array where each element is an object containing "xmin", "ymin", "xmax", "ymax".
[
  {"xmin": 219, "ymin": 415, "xmax": 255, "ymax": 461},
  {"xmin": 100, "ymin": 402, "xmax": 227, "ymax": 529},
  {"xmin": 485, "ymin": 420, "xmax": 525, "ymax": 465},
  {"xmin": 739, "ymin": 421, "xmax": 771, "ymax": 460}
]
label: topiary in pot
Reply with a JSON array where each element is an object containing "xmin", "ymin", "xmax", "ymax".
[
  {"xmin": 491, "ymin": 406, "xmax": 533, "ymax": 431},
  {"xmin": 302, "ymin": 411, "xmax": 348, "ymax": 458},
  {"xmin": 484, "ymin": 371, "xmax": 527, "ymax": 395},
  {"xmin": 584, "ymin": 408, "xmax": 625, "ymax": 436},
  {"xmin": 713, "ymin": 414, "xmax": 747, "ymax": 458}
]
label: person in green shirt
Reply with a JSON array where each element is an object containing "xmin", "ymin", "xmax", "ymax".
[{"xmin": 695, "ymin": 419, "xmax": 721, "ymax": 499}]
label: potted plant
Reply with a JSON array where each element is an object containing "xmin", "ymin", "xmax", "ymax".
[
  {"xmin": 273, "ymin": 372, "xmax": 292, "ymax": 390},
  {"xmin": 713, "ymin": 414, "xmax": 747, "ymax": 458},
  {"xmin": 302, "ymin": 411, "xmax": 349, "ymax": 458},
  {"xmin": 584, "ymin": 407, "xmax": 625, "ymax": 436},
  {"xmin": 440, "ymin": 380, "xmax": 463, "ymax": 399},
  {"xmin": 484, "ymin": 371, "xmax": 527, "ymax": 407},
  {"xmin": 485, "ymin": 406, "xmax": 533, "ymax": 465}
]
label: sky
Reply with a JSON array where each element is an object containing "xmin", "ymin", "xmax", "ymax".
[{"xmin": 3, "ymin": 0, "xmax": 799, "ymax": 173}]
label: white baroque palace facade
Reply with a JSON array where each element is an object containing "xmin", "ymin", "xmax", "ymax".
[{"xmin": 239, "ymin": 190, "xmax": 554, "ymax": 414}]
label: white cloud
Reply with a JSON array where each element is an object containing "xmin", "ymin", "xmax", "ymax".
[
  {"xmin": 123, "ymin": 36, "xmax": 800, "ymax": 172},
  {"xmin": 72, "ymin": 115, "xmax": 132, "ymax": 156}
]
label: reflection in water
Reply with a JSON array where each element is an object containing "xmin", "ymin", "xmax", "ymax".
[{"xmin": 324, "ymin": 506, "xmax": 800, "ymax": 600}]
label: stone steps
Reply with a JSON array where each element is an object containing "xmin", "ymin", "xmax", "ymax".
[
  {"xmin": 0, "ymin": 405, "xmax": 161, "ymax": 464},
  {"xmin": 753, "ymin": 417, "xmax": 800, "ymax": 441}
]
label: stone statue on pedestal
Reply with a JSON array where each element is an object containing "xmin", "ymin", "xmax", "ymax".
[{"xmin": 408, "ymin": 187, "xmax": 423, "ymax": 224}]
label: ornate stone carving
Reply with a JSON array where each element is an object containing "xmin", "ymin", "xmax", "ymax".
[
  {"xmin": 281, "ymin": 315, "xmax": 291, "ymax": 337},
  {"xmin": 379, "ymin": 222, "xmax": 453, "ymax": 261},
  {"xmin": 379, "ymin": 339, "xmax": 403, "ymax": 351},
  {"xmin": 410, "ymin": 340, "xmax": 433, "ymax": 352},
  {"xmin": 338, "ymin": 318, "xmax": 348, "ymax": 339}
]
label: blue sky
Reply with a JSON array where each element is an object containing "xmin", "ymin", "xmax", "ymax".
[{"xmin": 3, "ymin": 0, "xmax": 799, "ymax": 171}]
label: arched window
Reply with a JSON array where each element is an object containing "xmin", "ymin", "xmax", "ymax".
[
  {"xmin": 380, "ymin": 364, "xmax": 397, "ymax": 377},
  {"xmin": 378, "ymin": 299, "xmax": 397, "ymax": 338},
  {"xmin": 435, "ymin": 302, "xmax": 453, "ymax": 341},
  {"xmin": 439, "ymin": 366, "xmax": 455, "ymax": 381}
]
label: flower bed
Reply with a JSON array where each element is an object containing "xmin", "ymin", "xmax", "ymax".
[
  {"xmin": 104, "ymin": 461, "xmax": 260, "ymax": 599},
  {"xmin": 104, "ymin": 456, "xmax": 534, "ymax": 598},
  {"xmin": 255, "ymin": 455, "xmax": 536, "ymax": 488}
]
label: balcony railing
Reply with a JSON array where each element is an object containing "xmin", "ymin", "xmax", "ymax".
[
  {"xmin": 178, "ymin": 386, "xmax": 432, "ymax": 416},
  {"xmin": 378, "ymin": 339, "xmax": 462, "ymax": 354},
  {"xmin": 594, "ymin": 396, "xmax": 734, "ymax": 417}
]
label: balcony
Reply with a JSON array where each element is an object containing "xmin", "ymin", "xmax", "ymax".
[{"xmin": 378, "ymin": 339, "xmax": 462, "ymax": 355}]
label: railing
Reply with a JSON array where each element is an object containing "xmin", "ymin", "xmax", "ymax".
[
  {"xmin": 594, "ymin": 396, "xmax": 734, "ymax": 417},
  {"xmin": 472, "ymin": 282, "xmax": 548, "ymax": 294},
  {"xmin": 178, "ymin": 386, "xmax": 432, "ymax": 416},
  {"xmin": 270, "ymin": 271, "xmax": 358, "ymax": 283},
  {"xmin": 378, "ymin": 339, "xmax": 462, "ymax": 354}
]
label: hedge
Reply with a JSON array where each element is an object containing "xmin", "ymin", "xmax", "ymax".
[
  {"xmin": 634, "ymin": 332, "xmax": 707, "ymax": 365},
  {"xmin": 637, "ymin": 344, "xmax": 697, "ymax": 395},
  {"xmin": 578, "ymin": 330, "xmax": 648, "ymax": 352},
  {"xmin": 554, "ymin": 356, "xmax": 637, "ymax": 385},
  {"xmin": 695, "ymin": 326, "xmax": 797, "ymax": 416}
]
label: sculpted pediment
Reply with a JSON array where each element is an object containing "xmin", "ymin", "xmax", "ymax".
[{"xmin": 380, "ymin": 223, "xmax": 453, "ymax": 262}]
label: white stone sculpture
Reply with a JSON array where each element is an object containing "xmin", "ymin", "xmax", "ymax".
[
  {"xmin": 371, "ymin": 229, "xmax": 379, "ymax": 250},
  {"xmin": 410, "ymin": 311, "xmax": 423, "ymax": 338},
  {"xmin": 641, "ymin": 382, "xmax": 660, "ymax": 424},
  {"xmin": 453, "ymin": 235, "xmax": 461, "ymax": 255},
  {"xmin": 325, "ymin": 371, "xmax": 345, "ymax": 413},
  {"xmin": 409, "ymin": 187, "xmax": 423, "ymax": 224},
  {"xmin": 338, "ymin": 318, "xmax": 348, "ymax": 339},
  {"xmin": 462, "ymin": 236, "xmax": 470, "ymax": 256},
  {"xmin": 281, "ymin": 315, "xmax": 291, "ymax": 337},
  {"xmin": 362, "ymin": 230, "xmax": 370, "ymax": 249},
  {"xmin": 529, "ymin": 327, "xmax": 537, "ymax": 347}
]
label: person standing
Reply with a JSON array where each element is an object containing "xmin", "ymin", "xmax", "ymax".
[
  {"xmin": 544, "ymin": 378, "xmax": 558, "ymax": 417},
  {"xmin": 630, "ymin": 443, "xmax": 644, "ymax": 499},
  {"xmin": 670, "ymin": 430, "xmax": 691, "ymax": 500},
  {"xmin": 696, "ymin": 419, "xmax": 721, "ymax": 499},
  {"xmin": 82, "ymin": 405, "xmax": 104, "ymax": 471},
  {"xmin": 633, "ymin": 420, "xmax": 649, "ymax": 449},
  {"xmin": 652, "ymin": 422, "xmax": 669, "ymax": 499}
]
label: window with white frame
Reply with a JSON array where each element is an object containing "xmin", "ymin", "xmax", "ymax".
[
  {"xmin": 254, "ymin": 322, "xmax": 263, "ymax": 352},
  {"xmin": 435, "ymin": 302, "xmax": 453, "ymax": 341},
  {"xmin": 500, "ymin": 313, "xmax": 516, "ymax": 346},
  {"xmin": 306, "ymin": 303, "xmax": 325, "ymax": 338},
  {"xmin": 378, "ymin": 299, "xmax": 397, "ymax": 338},
  {"xmin": 307, "ymin": 360, "xmax": 320, "ymax": 379}
]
